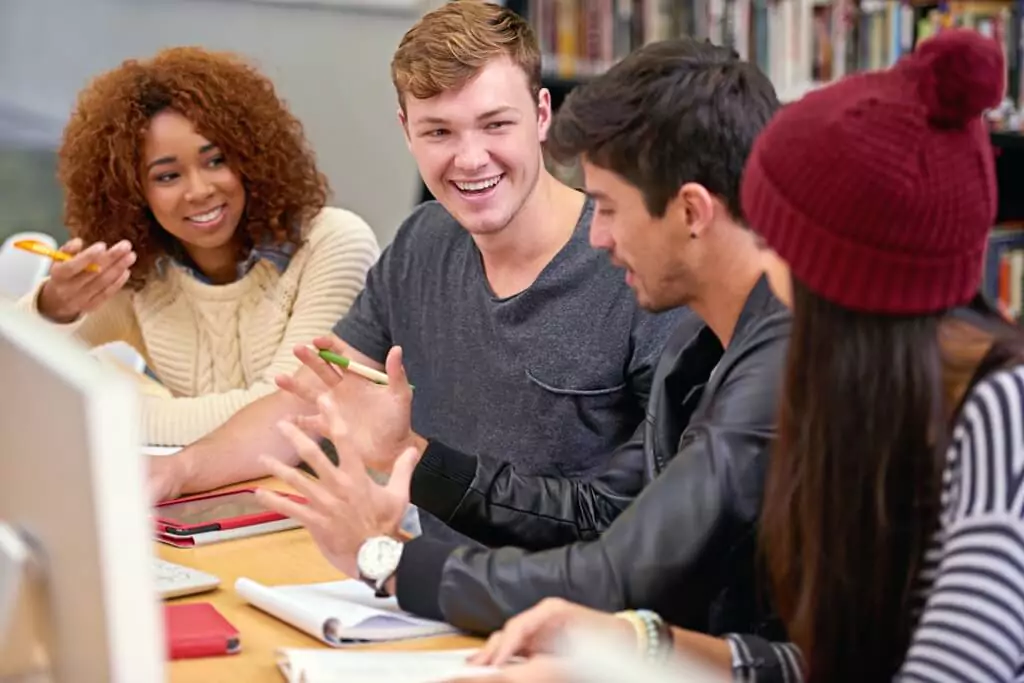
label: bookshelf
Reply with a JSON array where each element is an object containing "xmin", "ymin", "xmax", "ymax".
[{"xmin": 413, "ymin": 1, "xmax": 1024, "ymax": 319}]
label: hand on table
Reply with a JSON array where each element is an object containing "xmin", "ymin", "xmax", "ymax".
[
  {"xmin": 469, "ymin": 598, "xmax": 636, "ymax": 666},
  {"xmin": 36, "ymin": 238, "xmax": 135, "ymax": 323},
  {"xmin": 254, "ymin": 391, "xmax": 420, "ymax": 578},
  {"xmin": 277, "ymin": 339, "xmax": 420, "ymax": 473},
  {"xmin": 448, "ymin": 656, "xmax": 567, "ymax": 683},
  {"xmin": 147, "ymin": 454, "xmax": 188, "ymax": 504}
]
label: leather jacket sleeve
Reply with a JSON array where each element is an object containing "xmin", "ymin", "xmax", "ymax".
[
  {"xmin": 409, "ymin": 420, "xmax": 648, "ymax": 551},
  {"xmin": 395, "ymin": 317, "xmax": 788, "ymax": 636}
]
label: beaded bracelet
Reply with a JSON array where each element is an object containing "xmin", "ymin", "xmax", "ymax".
[
  {"xmin": 637, "ymin": 609, "xmax": 673, "ymax": 661},
  {"xmin": 614, "ymin": 609, "xmax": 672, "ymax": 661}
]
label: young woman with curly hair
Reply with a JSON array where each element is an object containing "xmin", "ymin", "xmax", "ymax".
[{"xmin": 19, "ymin": 46, "xmax": 381, "ymax": 446}]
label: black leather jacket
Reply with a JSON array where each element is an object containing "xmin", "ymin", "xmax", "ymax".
[{"xmin": 395, "ymin": 276, "xmax": 790, "ymax": 640}]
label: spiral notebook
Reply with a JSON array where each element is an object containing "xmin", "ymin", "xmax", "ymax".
[{"xmin": 235, "ymin": 577, "xmax": 459, "ymax": 644}]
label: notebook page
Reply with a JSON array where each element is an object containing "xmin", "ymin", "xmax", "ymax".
[
  {"xmin": 276, "ymin": 648, "xmax": 498, "ymax": 683},
  {"xmin": 236, "ymin": 577, "xmax": 332, "ymax": 644},
  {"xmin": 276, "ymin": 580, "xmax": 419, "ymax": 626},
  {"xmin": 141, "ymin": 445, "xmax": 182, "ymax": 456},
  {"xmin": 237, "ymin": 578, "xmax": 458, "ymax": 644}
]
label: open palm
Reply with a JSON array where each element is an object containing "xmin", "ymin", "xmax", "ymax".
[{"xmin": 293, "ymin": 345, "xmax": 417, "ymax": 474}]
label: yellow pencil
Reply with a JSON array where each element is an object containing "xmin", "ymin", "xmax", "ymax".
[{"xmin": 14, "ymin": 239, "xmax": 101, "ymax": 273}]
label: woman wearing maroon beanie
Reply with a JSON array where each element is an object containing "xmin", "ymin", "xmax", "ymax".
[
  {"xmin": 747, "ymin": 28, "xmax": 1024, "ymax": 683},
  {"xmin": 435, "ymin": 29, "xmax": 1024, "ymax": 683}
]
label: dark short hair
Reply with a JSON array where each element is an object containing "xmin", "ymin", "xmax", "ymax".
[{"xmin": 547, "ymin": 38, "xmax": 779, "ymax": 220}]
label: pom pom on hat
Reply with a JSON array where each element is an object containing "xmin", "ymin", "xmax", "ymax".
[
  {"xmin": 740, "ymin": 26, "xmax": 1001, "ymax": 315},
  {"xmin": 913, "ymin": 29, "xmax": 1005, "ymax": 127}
]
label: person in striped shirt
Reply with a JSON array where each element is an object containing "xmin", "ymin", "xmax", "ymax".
[{"xmin": 455, "ymin": 28, "xmax": 1024, "ymax": 683}]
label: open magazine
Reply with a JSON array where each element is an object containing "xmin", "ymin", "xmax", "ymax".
[{"xmin": 235, "ymin": 577, "xmax": 460, "ymax": 645}]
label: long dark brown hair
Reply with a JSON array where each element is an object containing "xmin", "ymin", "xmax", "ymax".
[{"xmin": 761, "ymin": 280, "xmax": 1024, "ymax": 682}]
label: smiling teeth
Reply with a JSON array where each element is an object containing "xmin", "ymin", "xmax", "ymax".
[
  {"xmin": 190, "ymin": 207, "xmax": 223, "ymax": 223},
  {"xmin": 455, "ymin": 176, "xmax": 501, "ymax": 191}
]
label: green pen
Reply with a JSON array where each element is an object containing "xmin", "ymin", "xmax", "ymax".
[{"xmin": 317, "ymin": 349, "xmax": 413, "ymax": 389}]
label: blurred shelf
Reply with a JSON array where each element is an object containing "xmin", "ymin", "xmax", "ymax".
[
  {"xmin": 541, "ymin": 74, "xmax": 590, "ymax": 109},
  {"xmin": 992, "ymin": 131, "xmax": 1024, "ymax": 152}
]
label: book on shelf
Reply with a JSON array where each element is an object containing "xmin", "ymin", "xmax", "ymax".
[
  {"xmin": 985, "ymin": 224, "xmax": 1024, "ymax": 322},
  {"xmin": 513, "ymin": 0, "xmax": 1024, "ymax": 109},
  {"xmin": 234, "ymin": 577, "xmax": 460, "ymax": 645}
]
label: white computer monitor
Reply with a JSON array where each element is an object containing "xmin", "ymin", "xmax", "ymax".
[{"xmin": 0, "ymin": 303, "xmax": 165, "ymax": 682}]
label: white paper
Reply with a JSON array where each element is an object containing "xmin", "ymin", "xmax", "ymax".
[
  {"xmin": 236, "ymin": 577, "xmax": 459, "ymax": 644},
  {"xmin": 236, "ymin": 577, "xmax": 330, "ymax": 644},
  {"xmin": 276, "ymin": 648, "xmax": 497, "ymax": 683},
  {"xmin": 141, "ymin": 445, "xmax": 182, "ymax": 456}
]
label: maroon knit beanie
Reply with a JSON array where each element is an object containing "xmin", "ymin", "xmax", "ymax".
[{"xmin": 741, "ymin": 29, "xmax": 1004, "ymax": 314}]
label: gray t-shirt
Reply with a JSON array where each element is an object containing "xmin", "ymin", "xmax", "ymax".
[{"xmin": 334, "ymin": 199, "xmax": 684, "ymax": 540}]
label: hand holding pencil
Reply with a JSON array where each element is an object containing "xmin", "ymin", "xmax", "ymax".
[
  {"xmin": 277, "ymin": 337, "xmax": 420, "ymax": 473},
  {"xmin": 34, "ymin": 237, "xmax": 136, "ymax": 324}
]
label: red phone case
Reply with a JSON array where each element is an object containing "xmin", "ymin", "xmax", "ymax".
[
  {"xmin": 154, "ymin": 487, "xmax": 305, "ymax": 536},
  {"xmin": 165, "ymin": 603, "xmax": 240, "ymax": 659}
]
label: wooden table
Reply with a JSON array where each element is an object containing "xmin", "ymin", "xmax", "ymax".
[{"xmin": 162, "ymin": 479, "xmax": 481, "ymax": 683}]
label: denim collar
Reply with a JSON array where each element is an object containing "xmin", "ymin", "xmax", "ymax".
[{"xmin": 155, "ymin": 237, "xmax": 296, "ymax": 284}]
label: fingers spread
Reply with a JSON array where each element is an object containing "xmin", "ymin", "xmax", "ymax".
[
  {"xmin": 469, "ymin": 630, "xmax": 506, "ymax": 665},
  {"xmin": 77, "ymin": 249, "xmax": 134, "ymax": 306},
  {"xmin": 80, "ymin": 267, "xmax": 131, "ymax": 313},
  {"xmin": 254, "ymin": 487, "xmax": 324, "ymax": 529},
  {"xmin": 59, "ymin": 238, "xmax": 84, "ymax": 255},
  {"xmin": 277, "ymin": 367, "xmax": 329, "ymax": 407},
  {"xmin": 291, "ymin": 412, "xmax": 330, "ymax": 438},
  {"xmin": 386, "ymin": 447, "xmax": 420, "ymax": 499},
  {"xmin": 277, "ymin": 420, "xmax": 339, "ymax": 483},
  {"xmin": 316, "ymin": 394, "xmax": 364, "ymax": 477},
  {"xmin": 61, "ymin": 241, "xmax": 108, "ymax": 278},
  {"xmin": 312, "ymin": 335, "xmax": 346, "ymax": 354},
  {"xmin": 385, "ymin": 346, "xmax": 413, "ymax": 397},
  {"xmin": 259, "ymin": 455, "xmax": 335, "ymax": 512},
  {"xmin": 294, "ymin": 344, "xmax": 344, "ymax": 390}
]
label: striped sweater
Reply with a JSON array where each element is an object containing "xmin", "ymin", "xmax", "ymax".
[
  {"xmin": 729, "ymin": 364, "xmax": 1024, "ymax": 682},
  {"xmin": 19, "ymin": 207, "xmax": 380, "ymax": 446}
]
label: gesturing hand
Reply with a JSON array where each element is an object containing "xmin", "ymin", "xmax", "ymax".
[
  {"xmin": 275, "ymin": 335, "xmax": 346, "ymax": 411},
  {"xmin": 468, "ymin": 598, "xmax": 636, "ymax": 667},
  {"xmin": 36, "ymin": 238, "xmax": 135, "ymax": 323},
  {"xmin": 279, "ymin": 341, "xmax": 419, "ymax": 474},
  {"xmin": 254, "ymin": 391, "xmax": 420, "ymax": 579}
]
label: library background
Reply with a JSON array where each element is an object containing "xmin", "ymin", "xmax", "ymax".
[{"xmin": 423, "ymin": 0, "xmax": 1024, "ymax": 321}]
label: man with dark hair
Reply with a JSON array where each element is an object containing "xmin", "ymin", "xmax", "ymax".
[{"xmin": 256, "ymin": 35, "xmax": 792, "ymax": 651}]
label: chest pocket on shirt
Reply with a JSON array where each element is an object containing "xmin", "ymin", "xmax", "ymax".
[
  {"xmin": 525, "ymin": 370, "xmax": 626, "ymax": 397},
  {"xmin": 524, "ymin": 366, "xmax": 630, "ymax": 455}
]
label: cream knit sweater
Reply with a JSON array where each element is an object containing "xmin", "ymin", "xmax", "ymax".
[{"xmin": 20, "ymin": 207, "xmax": 380, "ymax": 446}]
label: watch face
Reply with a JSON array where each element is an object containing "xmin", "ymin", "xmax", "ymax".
[{"xmin": 357, "ymin": 536, "xmax": 403, "ymax": 582}]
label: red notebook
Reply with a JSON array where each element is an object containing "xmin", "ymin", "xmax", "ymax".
[{"xmin": 165, "ymin": 603, "xmax": 241, "ymax": 660}]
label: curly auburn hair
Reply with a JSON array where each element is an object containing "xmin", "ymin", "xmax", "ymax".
[{"xmin": 59, "ymin": 46, "xmax": 329, "ymax": 287}]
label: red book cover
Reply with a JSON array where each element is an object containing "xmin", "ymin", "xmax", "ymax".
[{"xmin": 165, "ymin": 603, "xmax": 241, "ymax": 660}]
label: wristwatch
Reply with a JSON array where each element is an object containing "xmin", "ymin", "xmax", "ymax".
[{"xmin": 356, "ymin": 536, "xmax": 403, "ymax": 598}]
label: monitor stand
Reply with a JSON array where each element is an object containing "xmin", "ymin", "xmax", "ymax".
[{"xmin": 0, "ymin": 523, "xmax": 53, "ymax": 683}]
